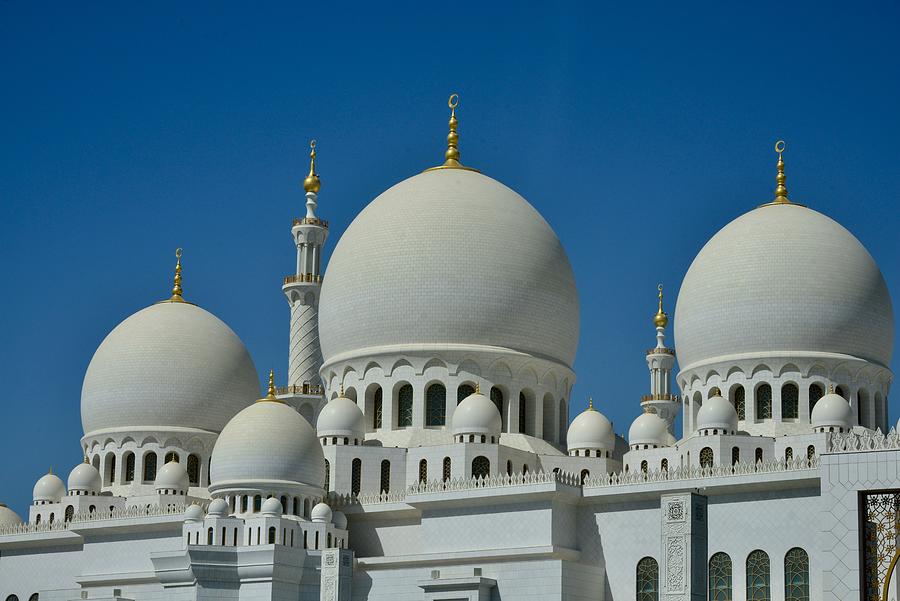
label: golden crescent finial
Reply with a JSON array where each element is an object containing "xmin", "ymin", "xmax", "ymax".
[
  {"xmin": 775, "ymin": 140, "xmax": 786, "ymax": 155},
  {"xmin": 448, "ymin": 93, "xmax": 459, "ymax": 111},
  {"xmin": 303, "ymin": 139, "xmax": 321, "ymax": 193},
  {"xmin": 424, "ymin": 93, "xmax": 479, "ymax": 173},
  {"xmin": 167, "ymin": 248, "xmax": 185, "ymax": 303},
  {"xmin": 772, "ymin": 139, "xmax": 790, "ymax": 204},
  {"xmin": 653, "ymin": 283, "xmax": 668, "ymax": 329},
  {"xmin": 258, "ymin": 369, "xmax": 281, "ymax": 402},
  {"xmin": 588, "ymin": 397, "xmax": 594, "ymax": 410}
]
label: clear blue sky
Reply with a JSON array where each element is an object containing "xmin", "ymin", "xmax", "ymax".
[{"xmin": 1, "ymin": 2, "xmax": 898, "ymax": 515}]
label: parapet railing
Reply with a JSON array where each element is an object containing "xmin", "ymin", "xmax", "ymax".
[
  {"xmin": 283, "ymin": 273, "xmax": 322, "ymax": 285},
  {"xmin": 276, "ymin": 383, "xmax": 325, "ymax": 396},
  {"xmin": 827, "ymin": 428, "xmax": 900, "ymax": 453},
  {"xmin": 645, "ymin": 346, "xmax": 676, "ymax": 356},
  {"xmin": 293, "ymin": 217, "xmax": 328, "ymax": 228},
  {"xmin": 0, "ymin": 502, "xmax": 197, "ymax": 537}
]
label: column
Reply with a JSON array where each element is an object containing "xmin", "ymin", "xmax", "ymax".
[{"xmin": 660, "ymin": 492, "xmax": 708, "ymax": 601}]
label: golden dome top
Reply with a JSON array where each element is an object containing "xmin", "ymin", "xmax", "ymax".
[
  {"xmin": 159, "ymin": 248, "xmax": 188, "ymax": 304},
  {"xmin": 424, "ymin": 94, "xmax": 479, "ymax": 173},
  {"xmin": 303, "ymin": 140, "xmax": 321, "ymax": 194},
  {"xmin": 653, "ymin": 284, "xmax": 669, "ymax": 329},
  {"xmin": 257, "ymin": 369, "xmax": 282, "ymax": 403}
]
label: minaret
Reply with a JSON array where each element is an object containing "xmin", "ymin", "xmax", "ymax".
[
  {"xmin": 281, "ymin": 140, "xmax": 328, "ymax": 416},
  {"xmin": 641, "ymin": 284, "xmax": 679, "ymax": 434}
]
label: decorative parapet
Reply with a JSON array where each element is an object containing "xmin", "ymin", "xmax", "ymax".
[
  {"xmin": 0, "ymin": 502, "xmax": 198, "ymax": 537},
  {"xmin": 827, "ymin": 428, "xmax": 900, "ymax": 453},
  {"xmin": 283, "ymin": 273, "xmax": 322, "ymax": 285},
  {"xmin": 640, "ymin": 393, "xmax": 679, "ymax": 403},
  {"xmin": 276, "ymin": 383, "xmax": 325, "ymax": 396},
  {"xmin": 584, "ymin": 456, "xmax": 820, "ymax": 489},
  {"xmin": 327, "ymin": 470, "xmax": 581, "ymax": 508},
  {"xmin": 646, "ymin": 346, "xmax": 676, "ymax": 356},
  {"xmin": 293, "ymin": 216, "xmax": 329, "ymax": 228}
]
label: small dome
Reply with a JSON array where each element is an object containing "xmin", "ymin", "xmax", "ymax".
[
  {"xmin": 567, "ymin": 403, "xmax": 615, "ymax": 452},
  {"xmin": 207, "ymin": 498, "xmax": 229, "ymax": 517},
  {"xmin": 0, "ymin": 503, "xmax": 23, "ymax": 527},
  {"xmin": 332, "ymin": 510, "xmax": 348, "ymax": 530},
  {"xmin": 154, "ymin": 460, "xmax": 189, "ymax": 492},
  {"xmin": 184, "ymin": 504, "xmax": 205, "ymax": 522},
  {"xmin": 33, "ymin": 472, "xmax": 66, "ymax": 503},
  {"xmin": 812, "ymin": 391, "xmax": 854, "ymax": 431},
  {"xmin": 210, "ymin": 397, "xmax": 325, "ymax": 494},
  {"xmin": 452, "ymin": 391, "xmax": 502, "ymax": 437},
  {"xmin": 68, "ymin": 461, "xmax": 102, "ymax": 494},
  {"xmin": 628, "ymin": 412, "xmax": 669, "ymax": 447},
  {"xmin": 317, "ymin": 395, "xmax": 365, "ymax": 439},
  {"xmin": 311, "ymin": 502, "xmax": 332, "ymax": 523},
  {"xmin": 261, "ymin": 497, "xmax": 283, "ymax": 516},
  {"xmin": 696, "ymin": 391, "xmax": 739, "ymax": 433}
]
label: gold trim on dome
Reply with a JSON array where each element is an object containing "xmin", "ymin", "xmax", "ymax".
[
  {"xmin": 303, "ymin": 140, "xmax": 321, "ymax": 193},
  {"xmin": 424, "ymin": 93, "xmax": 480, "ymax": 173}
]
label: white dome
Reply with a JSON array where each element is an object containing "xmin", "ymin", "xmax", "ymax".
[
  {"xmin": 81, "ymin": 302, "xmax": 259, "ymax": 436},
  {"xmin": 261, "ymin": 497, "xmax": 283, "ymax": 516},
  {"xmin": 628, "ymin": 412, "xmax": 669, "ymax": 447},
  {"xmin": 0, "ymin": 504, "xmax": 23, "ymax": 527},
  {"xmin": 207, "ymin": 498, "xmax": 228, "ymax": 517},
  {"xmin": 68, "ymin": 462, "xmax": 101, "ymax": 494},
  {"xmin": 210, "ymin": 400, "xmax": 325, "ymax": 493},
  {"xmin": 155, "ymin": 460, "xmax": 189, "ymax": 492},
  {"xmin": 452, "ymin": 392, "xmax": 502, "ymax": 437},
  {"xmin": 812, "ymin": 392, "xmax": 854, "ymax": 430},
  {"xmin": 311, "ymin": 502, "xmax": 332, "ymax": 523},
  {"xmin": 567, "ymin": 406, "xmax": 615, "ymax": 451},
  {"xmin": 675, "ymin": 204, "xmax": 893, "ymax": 371},
  {"xmin": 332, "ymin": 510, "xmax": 348, "ymax": 530},
  {"xmin": 33, "ymin": 472, "xmax": 66, "ymax": 503},
  {"xmin": 184, "ymin": 504, "xmax": 205, "ymax": 522},
  {"xmin": 319, "ymin": 169, "xmax": 579, "ymax": 369},
  {"xmin": 696, "ymin": 392, "xmax": 739, "ymax": 433},
  {"xmin": 317, "ymin": 396, "xmax": 365, "ymax": 439}
]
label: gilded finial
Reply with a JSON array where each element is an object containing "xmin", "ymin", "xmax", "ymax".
[
  {"xmin": 257, "ymin": 369, "xmax": 281, "ymax": 403},
  {"xmin": 48, "ymin": 466, "xmax": 53, "ymax": 475},
  {"xmin": 828, "ymin": 384, "xmax": 835, "ymax": 394},
  {"xmin": 303, "ymin": 140, "xmax": 321, "ymax": 194},
  {"xmin": 772, "ymin": 140, "xmax": 790, "ymax": 204},
  {"xmin": 83, "ymin": 456, "xmax": 89, "ymax": 464},
  {"xmin": 588, "ymin": 397, "xmax": 594, "ymax": 411},
  {"xmin": 424, "ymin": 94, "xmax": 479, "ymax": 173},
  {"xmin": 710, "ymin": 387, "xmax": 721, "ymax": 397},
  {"xmin": 653, "ymin": 283, "xmax": 669, "ymax": 329},
  {"xmin": 168, "ymin": 248, "xmax": 186, "ymax": 303},
  {"xmin": 339, "ymin": 383, "xmax": 345, "ymax": 397},
  {"xmin": 475, "ymin": 382, "xmax": 481, "ymax": 394}
]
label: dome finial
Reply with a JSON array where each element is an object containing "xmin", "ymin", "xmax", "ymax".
[
  {"xmin": 588, "ymin": 397, "xmax": 594, "ymax": 411},
  {"xmin": 475, "ymin": 382, "xmax": 481, "ymax": 394},
  {"xmin": 303, "ymin": 139, "xmax": 321, "ymax": 194},
  {"xmin": 424, "ymin": 94, "xmax": 479, "ymax": 173},
  {"xmin": 772, "ymin": 140, "xmax": 790, "ymax": 204},
  {"xmin": 257, "ymin": 369, "xmax": 281, "ymax": 403},
  {"xmin": 168, "ymin": 248, "xmax": 186, "ymax": 303},
  {"xmin": 828, "ymin": 383, "xmax": 835, "ymax": 394},
  {"xmin": 653, "ymin": 283, "xmax": 669, "ymax": 329}
]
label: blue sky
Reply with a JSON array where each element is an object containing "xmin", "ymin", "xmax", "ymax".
[{"xmin": 1, "ymin": 1, "xmax": 898, "ymax": 514}]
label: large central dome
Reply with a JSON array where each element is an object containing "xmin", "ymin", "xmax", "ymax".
[{"xmin": 318, "ymin": 169, "xmax": 579, "ymax": 369}]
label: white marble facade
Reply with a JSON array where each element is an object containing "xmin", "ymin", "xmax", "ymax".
[{"xmin": 0, "ymin": 120, "xmax": 895, "ymax": 601}]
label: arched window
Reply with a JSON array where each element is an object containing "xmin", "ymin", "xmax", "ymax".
[
  {"xmin": 187, "ymin": 454, "xmax": 200, "ymax": 486},
  {"xmin": 233, "ymin": 527, "xmax": 238, "ymax": 546},
  {"xmin": 380, "ymin": 459, "xmax": 391, "ymax": 493},
  {"xmin": 580, "ymin": 469, "xmax": 590, "ymax": 484},
  {"xmin": 253, "ymin": 495, "xmax": 261, "ymax": 512},
  {"xmin": 458, "ymin": 384, "xmax": 475, "ymax": 402},
  {"xmin": 124, "ymin": 452, "xmax": 135, "ymax": 483},
  {"xmin": 425, "ymin": 383, "xmax": 446, "ymax": 426},
  {"xmin": 6, "ymin": 595, "xmax": 20, "ymax": 601},
  {"xmin": 241, "ymin": 495, "xmax": 248, "ymax": 513},
  {"xmin": 756, "ymin": 384, "xmax": 772, "ymax": 419},
  {"xmin": 89, "ymin": 505, "xmax": 95, "ymax": 514},
  {"xmin": 280, "ymin": 496, "xmax": 288, "ymax": 514},
  {"xmin": 207, "ymin": 527, "xmax": 213, "ymax": 545},
  {"xmin": 507, "ymin": 460, "xmax": 513, "ymax": 475},
  {"xmin": 733, "ymin": 386, "xmax": 746, "ymax": 420},
  {"xmin": 490, "ymin": 387, "xmax": 504, "ymax": 426},
  {"xmin": 64, "ymin": 505, "xmax": 74, "ymax": 522},
  {"xmin": 558, "ymin": 399, "xmax": 567, "ymax": 444},
  {"xmin": 268, "ymin": 527, "xmax": 276, "ymax": 544},
  {"xmin": 327, "ymin": 532, "xmax": 332, "ymax": 548},
  {"xmin": 806, "ymin": 445, "xmax": 815, "ymax": 464},
  {"xmin": 784, "ymin": 547, "xmax": 809, "ymax": 601},
  {"xmin": 835, "ymin": 385, "xmax": 846, "ymax": 399},
  {"xmin": 781, "ymin": 383, "xmax": 799, "ymax": 419},
  {"xmin": 303, "ymin": 498, "xmax": 310, "ymax": 517},
  {"xmin": 746, "ymin": 549, "xmax": 771, "ymax": 600},
  {"xmin": 418, "ymin": 459, "xmax": 428, "ymax": 483},
  {"xmin": 143, "ymin": 452, "xmax": 157, "ymax": 482},
  {"xmin": 472, "ymin": 456, "xmax": 490, "ymax": 479},
  {"xmin": 519, "ymin": 391, "xmax": 528, "ymax": 434},
  {"xmin": 640, "ymin": 460, "xmax": 648, "ymax": 473},
  {"xmin": 35, "ymin": 514, "xmax": 41, "ymax": 525},
  {"xmin": 397, "ymin": 384, "xmax": 413, "ymax": 427},
  {"xmin": 351, "ymin": 458, "xmax": 361, "ymax": 495},
  {"xmin": 29, "ymin": 594, "xmax": 39, "ymax": 601},
  {"xmin": 523, "ymin": 464, "xmax": 529, "ymax": 474},
  {"xmin": 373, "ymin": 387, "xmax": 383, "ymax": 429},
  {"xmin": 785, "ymin": 447, "xmax": 793, "ymax": 462},
  {"xmin": 105, "ymin": 453, "xmax": 116, "ymax": 484},
  {"xmin": 755, "ymin": 448, "xmax": 763, "ymax": 464},
  {"xmin": 808, "ymin": 383, "xmax": 824, "ymax": 415},
  {"xmin": 636, "ymin": 557, "xmax": 659, "ymax": 601},
  {"xmin": 164, "ymin": 451, "xmax": 179, "ymax": 464},
  {"xmin": 709, "ymin": 552, "xmax": 733, "ymax": 601},
  {"xmin": 700, "ymin": 447, "xmax": 714, "ymax": 468},
  {"xmin": 49, "ymin": 512, "xmax": 54, "ymax": 524},
  {"xmin": 324, "ymin": 459, "xmax": 331, "ymax": 491},
  {"xmin": 660, "ymin": 458, "xmax": 668, "ymax": 471},
  {"xmin": 732, "ymin": 447, "xmax": 740, "ymax": 466},
  {"xmin": 442, "ymin": 457, "xmax": 451, "ymax": 482}
]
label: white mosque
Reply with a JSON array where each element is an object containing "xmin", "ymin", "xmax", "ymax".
[{"xmin": 0, "ymin": 96, "xmax": 897, "ymax": 601}]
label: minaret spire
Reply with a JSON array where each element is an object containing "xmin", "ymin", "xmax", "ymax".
[{"xmin": 643, "ymin": 284, "xmax": 678, "ymax": 436}]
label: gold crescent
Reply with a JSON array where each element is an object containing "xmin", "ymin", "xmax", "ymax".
[
  {"xmin": 775, "ymin": 140, "xmax": 786, "ymax": 154},
  {"xmin": 448, "ymin": 93, "xmax": 459, "ymax": 109},
  {"xmin": 175, "ymin": 248, "xmax": 183, "ymax": 258},
  {"xmin": 310, "ymin": 139, "xmax": 317, "ymax": 149}
]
